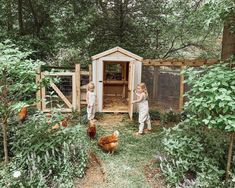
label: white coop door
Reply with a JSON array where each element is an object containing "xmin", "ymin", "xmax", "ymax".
[
  {"xmin": 128, "ymin": 62, "xmax": 135, "ymax": 120},
  {"xmin": 97, "ymin": 60, "xmax": 104, "ymax": 112},
  {"xmin": 41, "ymin": 72, "xmax": 77, "ymax": 112}
]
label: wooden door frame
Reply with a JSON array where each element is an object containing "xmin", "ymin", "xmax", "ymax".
[
  {"xmin": 128, "ymin": 61, "xmax": 135, "ymax": 119},
  {"xmin": 101, "ymin": 60, "xmax": 131, "ymax": 113}
]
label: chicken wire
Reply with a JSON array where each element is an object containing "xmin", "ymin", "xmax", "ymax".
[
  {"xmin": 45, "ymin": 76, "xmax": 73, "ymax": 109},
  {"xmin": 142, "ymin": 65, "xmax": 181, "ymax": 112}
]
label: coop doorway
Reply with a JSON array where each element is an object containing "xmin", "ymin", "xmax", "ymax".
[{"xmin": 102, "ymin": 61, "xmax": 134, "ymax": 114}]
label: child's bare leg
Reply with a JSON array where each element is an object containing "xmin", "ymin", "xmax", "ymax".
[
  {"xmin": 138, "ymin": 123, "xmax": 145, "ymax": 134},
  {"xmin": 146, "ymin": 114, "xmax": 151, "ymax": 130}
]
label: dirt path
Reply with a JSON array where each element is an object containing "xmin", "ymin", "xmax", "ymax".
[
  {"xmin": 76, "ymin": 152, "xmax": 106, "ymax": 188},
  {"xmin": 76, "ymin": 114, "xmax": 166, "ymax": 188}
]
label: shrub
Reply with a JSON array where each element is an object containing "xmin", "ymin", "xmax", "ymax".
[
  {"xmin": 183, "ymin": 60, "xmax": 235, "ymax": 131},
  {"xmin": 0, "ymin": 111, "xmax": 88, "ymax": 188},
  {"xmin": 149, "ymin": 110, "xmax": 161, "ymax": 120},
  {"xmin": 183, "ymin": 59, "xmax": 235, "ymax": 180},
  {"xmin": 160, "ymin": 109, "xmax": 181, "ymax": 125},
  {"xmin": 159, "ymin": 124, "xmax": 226, "ymax": 187}
]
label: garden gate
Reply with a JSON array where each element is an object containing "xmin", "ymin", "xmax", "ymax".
[{"xmin": 36, "ymin": 64, "xmax": 92, "ymax": 112}]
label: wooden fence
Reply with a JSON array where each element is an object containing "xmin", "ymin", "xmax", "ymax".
[{"xmin": 36, "ymin": 59, "xmax": 218, "ymax": 113}]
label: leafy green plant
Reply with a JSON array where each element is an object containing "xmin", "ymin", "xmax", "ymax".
[
  {"xmin": 160, "ymin": 109, "xmax": 181, "ymax": 125},
  {"xmin": 183, "ymin": 60, "xmax": 235, "ymax": 179},
  {"xmin": 79, "ymin": 107, "xmax": 88, "ymax": 125},
  {"xmin": 183, "ymin": 61, "xmax": 235, "ymax": 131},
  {"xmin": 160, "ymin": 124, "xmax": 225, "ymax": 187},
  {"xmin": 0, "ymin": 111, "xmax": 88, "ymax": 188},
  {"xmin": 149, "ymin": 110, "xmax": 161, "ymax": 120},
  {"xmin": 0, "ymin": 41, "xmax": 45, "ymax": 164}
]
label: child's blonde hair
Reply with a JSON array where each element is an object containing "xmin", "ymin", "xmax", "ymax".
[
  {"xmin": 138, "ymin": 83, "xmax": 148, "ymax": 98},
  {"xmin": 87, "ymin": 82, "xmax": 95, "ymax": 91}
]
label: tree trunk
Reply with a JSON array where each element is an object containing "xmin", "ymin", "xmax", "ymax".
[
  {"xmin": 221, "ymin": 17, "xmax": 235, "ymax": 60},
  {"xmin": 6, "ymin": 0, "xmax": 13, "ymax": 32},
  {"xmin": 226, "ymin": 133, "xmax": 234, "ymax": 180},
  {"xmin": 18, "ymin": 0, "xmax": 24, "ymax": 35},
  {"xmin": 27, "ymin": 0, "xmax": 41, "ymax": 36},
  {"xmin": 1, "ymin": 117, "xmax": 9, "ymax": 164}
]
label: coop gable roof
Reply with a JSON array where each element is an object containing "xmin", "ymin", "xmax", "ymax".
[{"xmin": 91, "ymin": 46, "xmax": 143, "ymax": 61}]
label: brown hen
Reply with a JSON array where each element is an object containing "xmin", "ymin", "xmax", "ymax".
[
  {"xmin": 98, "ymin": 130, "xmax": 119, "ymax": 154},
  {"xmin": 87, "ymin": 120, "xmax": 96, "ymax": 139},
  {"xmin": 18, "ymin": 107, "xmax": 27, "ymax": 123}
]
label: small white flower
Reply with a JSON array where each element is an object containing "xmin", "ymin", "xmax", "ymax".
[{"xmin": 13, "ymin": 171, "xmax": 21, "ymax": 178}]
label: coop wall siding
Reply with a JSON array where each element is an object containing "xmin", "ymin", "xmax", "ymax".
[
  {"xmin": 133, "ymin": 60, "xmax": 142, "ymax": 112},
  {"xmin": 97, "ymin": 59, "xmax": 104, "ymax": 112}
]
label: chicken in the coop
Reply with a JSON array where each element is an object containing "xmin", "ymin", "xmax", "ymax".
[
  {"xmin": 97, "ymin": 130, "xmax": 119, "ymax": 154},
  {"xmin": 87, "ymin": 120, "xmax": 96, "ymax": 139},
  {"xmin": 18, "ymin": 107, "xmax": 28, "ymax": 123}
]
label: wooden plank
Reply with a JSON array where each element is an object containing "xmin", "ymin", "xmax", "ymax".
[
  {"xmin": 44, "ymin": 72, "xmax": 74, "ymax": 76},
  {"xmin": 41, "ymin": 65, "xmax": 75, "ymax": 71},
  {"xmin": 80, "ymin": 71, "xmax": 90, "ymax": 76},
  {"xmin": 80, "ymin": 101, "xmax": 87, "ymax": 105},
  {"xmin": 206, "ymin": 59, "xmax": 218, "ymax": 65},
  {"xmin": 36, "ymin": 67, "xmax": 42, "ymax": 110},
  {"xmin": 152, "ymin": 67, "xmax": 159, "ymax": 99},
  {"xmin": 43, "ymin": 109, "xmax": 72, "ymax": 113},
  {"xmin": 128, "ymin": 62, "xmax": 135, "ymax": 120},
  {"xmin": 122, "ymin": 63, "xmax": 126, "ymax": 98},
  {"xmin": 41, "ymin": 73, "xmax": 46, "ymax": 111},
  {"xmin": 91, "ymin": 46, "xmax": 143, "ymax": 61},
  {"xmin": 103, "ymin": 80, "xmax": 128, "ymax": 84},
  {"xmin": 143, "ymin": 59, "xmax": 218, "ymax": 66},
  {"xmin": 75, "ymin": 64, "xmax": 81, "ymax": 112},
  {"xmin": 179, "ymin": 66, "xmax": 185, "ymax": 111},
  {"xmin": 50, "ymin": 82, "xmax": 72, "ymax": 108},
  {"xmin": 72, "ymin": 73, "xmax": 77, "ymax": 110},
  {"xmin": 96, "ymin": 59, "xmax": 104, "ymax": 111},
  {"xmin": 102, "ymin": 109, "xmax": 129, "ymax": 113},
  {"xmin": 89, "ymin": 64, "xmax": 92, "ymax": 82}
]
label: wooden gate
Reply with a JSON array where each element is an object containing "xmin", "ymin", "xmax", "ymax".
[{"xmin": 36, "ymin": 64, "xmax": 92, "ymax": 112}]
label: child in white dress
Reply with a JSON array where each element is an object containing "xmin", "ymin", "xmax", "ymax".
[
  {"xmin": 132, "ymin": 83, "xmax": 151, "ymax": 135},
  {"xmin": 86, "ymin": 82, "xmax": 96, "ymax": 121}
]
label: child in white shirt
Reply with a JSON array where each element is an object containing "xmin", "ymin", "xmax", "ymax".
[
  {"xmin": 132, "ymin": 83, "xmax": 151, "ymax": 135},
  {"xmin": 86, "ymin": 82, "xmax": 96, "ymax": 121}
]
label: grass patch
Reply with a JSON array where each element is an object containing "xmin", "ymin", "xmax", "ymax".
[{"xmin": 83, "ymin": 114, "xmax": 166, "ymax": 187}]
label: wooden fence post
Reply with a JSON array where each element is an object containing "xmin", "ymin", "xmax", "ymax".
[
  {"xmin": 75, "ymin": 64, "xmax": 81, "ymax": 112},
  {"xmin": 89, "ymin": 64, "xmax": 92, "ymax": 82},
  {"xmin": 153, "ymin": 66, "xmax": 159, "ymax": 99},
  {"xmin": 179, "ymin": 66, "xmax": 185, "ymax": 111},
  {"xmin": 36, "ymin": 66, "xmax": 42, "ymax": 110}
]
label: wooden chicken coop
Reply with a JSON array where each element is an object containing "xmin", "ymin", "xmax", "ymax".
[{"xmin": 91, "ymin": 47, "xmax": 143, "ymax": 119}]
